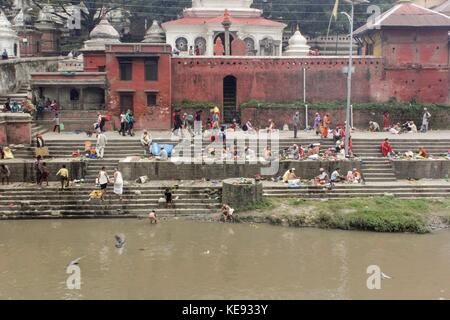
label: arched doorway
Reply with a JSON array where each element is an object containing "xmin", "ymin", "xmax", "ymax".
[
  {"xmin": 214, "ymin": 32, "xmax": 235, "ymax": 55},
  {"xmin": 223, "ymin": 75, "xmax": 237, "ymax": 123}
]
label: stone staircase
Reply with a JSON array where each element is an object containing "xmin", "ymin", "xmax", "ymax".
[
  {"xmin": 361, "ymin": 158, "xmax": 396, "ymax": 182},
  {"xmin": 263, "ymin": 184, "xmax": 450, "ymax": 199},
  {"xmin": 0, "ymin": 83, "xmax": 29, "ymax": 106},
  {"xmin": 36, "ymin": 110, "xmax": 110, "ymax": 132},
  {"xmin": 353, "ymin": 139, "xmax": 450, "ymax": 158},
  {"xmin": 0, "ymin": 185, "xmax": 222, "ymax": 219}
]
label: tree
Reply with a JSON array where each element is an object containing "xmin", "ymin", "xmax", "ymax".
[{"xmin": 30, "ymin": 0, "xmax": 135, "ymax": 32}]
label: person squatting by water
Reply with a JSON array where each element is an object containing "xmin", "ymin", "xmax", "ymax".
[
  {"xmin": 221, "ymin": 204, "xmax": 234, "ymax": 222},
  {"xmin": 148, "ymin": 210, "xmax": 158, "ymax": 224}
]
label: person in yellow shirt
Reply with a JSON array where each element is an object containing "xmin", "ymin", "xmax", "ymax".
[{"xmin": 56, "ymin": 165, "xmax": 69, "ymax": 191}]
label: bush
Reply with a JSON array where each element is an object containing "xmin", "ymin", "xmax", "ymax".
[{"xmin": 173, "ymin": 99, "xmax": 216, "ymax": 110}]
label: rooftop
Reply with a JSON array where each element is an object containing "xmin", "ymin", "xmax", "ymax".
[{"xmin": 355, "ymin": 0, "xmax": 450, "ymax": 35}]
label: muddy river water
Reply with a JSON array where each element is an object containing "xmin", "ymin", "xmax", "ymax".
[{"xmin": 0, "ymin": 219, "xmax": 449, "ymax": 299}]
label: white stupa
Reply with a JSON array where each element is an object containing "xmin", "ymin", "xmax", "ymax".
[
  {"xmin": 284, "ymin": 26, "xmax": 310, "ymax": 56},
  {"xmin": 82, "ymin": 17, "xmax": 121, "ymax": 51},
  {"xmin": 0, "ymin": 10, "xmax": 20, "ymax": 57},
  {"xmin": 142, "ymin": 20, "xmax": 166, "ymax": 43}
]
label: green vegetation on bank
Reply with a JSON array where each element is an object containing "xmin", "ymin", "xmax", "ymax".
[
  {"xmin": 238, "ymin": 197, "xmax": 450, "ymax": 234},
  {"xmin": 173, "ymin": 99, "xmax": 217, "ymax": 110},
  {"xmin": 240, "ymin": 99, "xmax": 450, "ymax": 125}
]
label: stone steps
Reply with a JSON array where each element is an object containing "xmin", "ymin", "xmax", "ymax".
[
  {"xmin": 0, "ymin": 185, "xmax": 222, "ymax": 218},
  {"xmin": 263, "ymin": 185, "xmax": 450, "ymax": 199}
]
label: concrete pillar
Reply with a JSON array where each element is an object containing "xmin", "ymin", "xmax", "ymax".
[
  {"xmin": 206, "ymin": 32, "xmax": 214, "ymax": 56},
  {"xmin": 222, "ymin": 178, "xmax": 263, "ymax": 210},
  {"xmin": 80, "ymin": 87, "xmax": 84, "ymax": 110}
]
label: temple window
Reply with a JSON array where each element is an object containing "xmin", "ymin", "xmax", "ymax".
[
  {"xmin": 119, "ymin": 58, "xmax": 132, "ymax": 81},
  {"xmin": 70, "ymin": 88, "xmax": 79, "ymax": 101},
  {"xmin": 194, "ymin": 37, "xmax": 207, "ymax": 55},
  {"xmin": 175, "ymin": 37, "xmax": 188, "ymax": 52},
  {"xmin": 144, "ymin": 59, "xmax": 158, "ymax": 81},
  {"xmin": 244, "ymin": 37, "xmax": 256, "ymax": 55},
  {"xmin": 147, "ymin": 93, "xmax": 157, "ymax": 107}
]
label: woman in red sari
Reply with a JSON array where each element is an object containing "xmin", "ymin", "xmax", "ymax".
[
  {"xmin": 380, "ymin": 138, "xmax": 394, "ymax": 157},
  {"xmin": 383, "ymin": 112, "xmax": 391, "ymax": 130}
]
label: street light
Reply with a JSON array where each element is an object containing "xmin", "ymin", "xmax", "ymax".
[{"xmin": 341, "ymin": 0, "xmax": 369, "ymax": 157}]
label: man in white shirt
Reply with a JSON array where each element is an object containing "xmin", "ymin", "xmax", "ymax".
[
  {"xmin": 331, "ymin": 167, "xmax": 345, "ymax": 183},
  {"xmin": 96, "ymin": 132, "xmax": 107, "ymax": 159},
  {"xmin": 159, "ymin": 146, "xmax": 168, "ymax": 161},
  {"xmin": 140, "ymin": 131, "xmax": 152, "ymax": 155}
]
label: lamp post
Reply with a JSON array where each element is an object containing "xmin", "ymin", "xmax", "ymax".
[
  {"xmin": 341, "ymin": 0, "xmax": 369, "ymax": 157},
  {"xmin": 222, "ymin": 9, "xmax": 232, "ymax": 56}
]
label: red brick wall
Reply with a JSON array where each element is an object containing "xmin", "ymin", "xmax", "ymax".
[
  {"xmin": 377, "ymin": 29, "xmax": 450, "ymax": 104},
  {"xmin": 83, "ymin": 52, "xmax": 106, "ymax": 72},
  {"xmin": 171, "ymin": 57, "xmax": 384, "ymax": 110}
]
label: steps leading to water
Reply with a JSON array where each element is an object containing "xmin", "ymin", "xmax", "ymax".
[
  {"xmin": 0, "ymin": 186, "xmax": 222, "ymax": 218},
  {"xmin": 263, "ymin": 184, "xmax": 450, "ymax": 199}
]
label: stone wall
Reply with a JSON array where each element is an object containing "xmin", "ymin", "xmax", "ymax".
[
  {"xmin": 0, "ymin": 113, "xmax": 32, "ymax": 145},
  {"xmin": 0, "ymin": 57, "xmax": 62, "ymax": 95},
  {"xmin": 119, "ymin": 159, "xmax": 361, "ymax": 181},
  {"xmin": 0, "ymin": 159, "xmax": 87, "ymax": 183},
  {"xmin": 392, "ymin": 160, "xmax": 450, "ymax": 179}
]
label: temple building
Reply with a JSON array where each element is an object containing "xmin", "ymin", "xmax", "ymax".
[
  {"xmin": 162, "ymin": 0, "xmax": 286, "ymax": 56},
  {"xmin": 0, "ymin": 10, "xmax": 20, "ymax": 58},
  {"xmin": 35, "ymin": 5, "xmax": 61, "ymax": 56},
  {"xmin": 13, "ymin": 8, "xmax": 42, "ymax": 57}
]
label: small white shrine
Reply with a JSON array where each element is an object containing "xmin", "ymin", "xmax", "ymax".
[{"xmin": 0, "ymin": 10, "xmax": 20, "ymax": 58}]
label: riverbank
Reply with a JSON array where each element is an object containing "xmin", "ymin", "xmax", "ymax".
[{"xmin": 235, "ymin": 197, "xmax": 450, "ymax": 234}]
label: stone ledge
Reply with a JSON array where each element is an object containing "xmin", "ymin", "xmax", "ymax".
[{"xmin": 392, "ymin": 160, "xmax": 450, "ymax": 179}]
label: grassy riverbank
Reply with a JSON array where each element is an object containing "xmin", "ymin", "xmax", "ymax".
[{"xmin": 237, "ymin": 197, "xmax": 450, "ymax": 234}]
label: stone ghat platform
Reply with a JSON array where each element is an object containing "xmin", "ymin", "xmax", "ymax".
[
  {"xmin": 0, "ymin": 159, "xmax": 86, "ymax": 182},
  {"xmin": 2, "ymin": 158, "xmax": 450, "ymax": 182},
  {"xmin": 392, "ymin": 159, "xmax": 450, "ymax": 179},
  {"xmin": 118, "ymin": 159, "xmax": 362, "ymax": 181}
]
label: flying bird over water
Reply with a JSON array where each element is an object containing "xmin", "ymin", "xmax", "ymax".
[
  {"xmin": 67, "ymin": 256, "xmax": 84, "ymax": 267},
  {"xmin": 381, "ymin": 272, "xmax": 392, "ymax": 280},
  {"xmin": 115, "ymin": 234, "xmax": 126, "ymax": 248}
]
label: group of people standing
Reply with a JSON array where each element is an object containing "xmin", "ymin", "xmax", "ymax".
[{"xmin": 119, "ymin": 110, "xmax": 135, "ymax": 136}]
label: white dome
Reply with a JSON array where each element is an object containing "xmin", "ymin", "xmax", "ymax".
[
  {"xmin": 89, "ymin": 17, "xmax": 120, "ymax": 40},
  {"xmin": 83, "ymin": 17, "xmax": 121, "ymax": 51},
  {"xmin": 142, "ymin": 20, "xmax": 166, "ymax": 43},
  {"xmin": 13, "ymin": 9, "xmax": 24, "ymax": 27},
  {"xmin": 284, "ymin": 26, "xmax": 310, "ymax": 56},
  {"xmin": 0, "ymin": 10, "xmax": 12, "ymax": 29}
]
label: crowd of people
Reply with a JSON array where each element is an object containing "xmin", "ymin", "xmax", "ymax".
[
  {"xmin": 281, "ymin": 166, "xmax": 363, "ymax": 188},
  {"xmin": 369, "ymin": 108, "xmax": 431, "ymax": 135},
  {"xmin": 380, "ymin": 138, "xmax": 437, "ymax": 160}
]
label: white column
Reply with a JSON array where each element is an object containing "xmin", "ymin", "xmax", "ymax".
[{"xmin": 206, "ymin": 31, "xmax": 214, "ymax": 56}]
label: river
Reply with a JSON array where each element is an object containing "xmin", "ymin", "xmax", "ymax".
[{"xmin": 0, "ymin": 219, "xmax": 449, "ymax": 300}]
